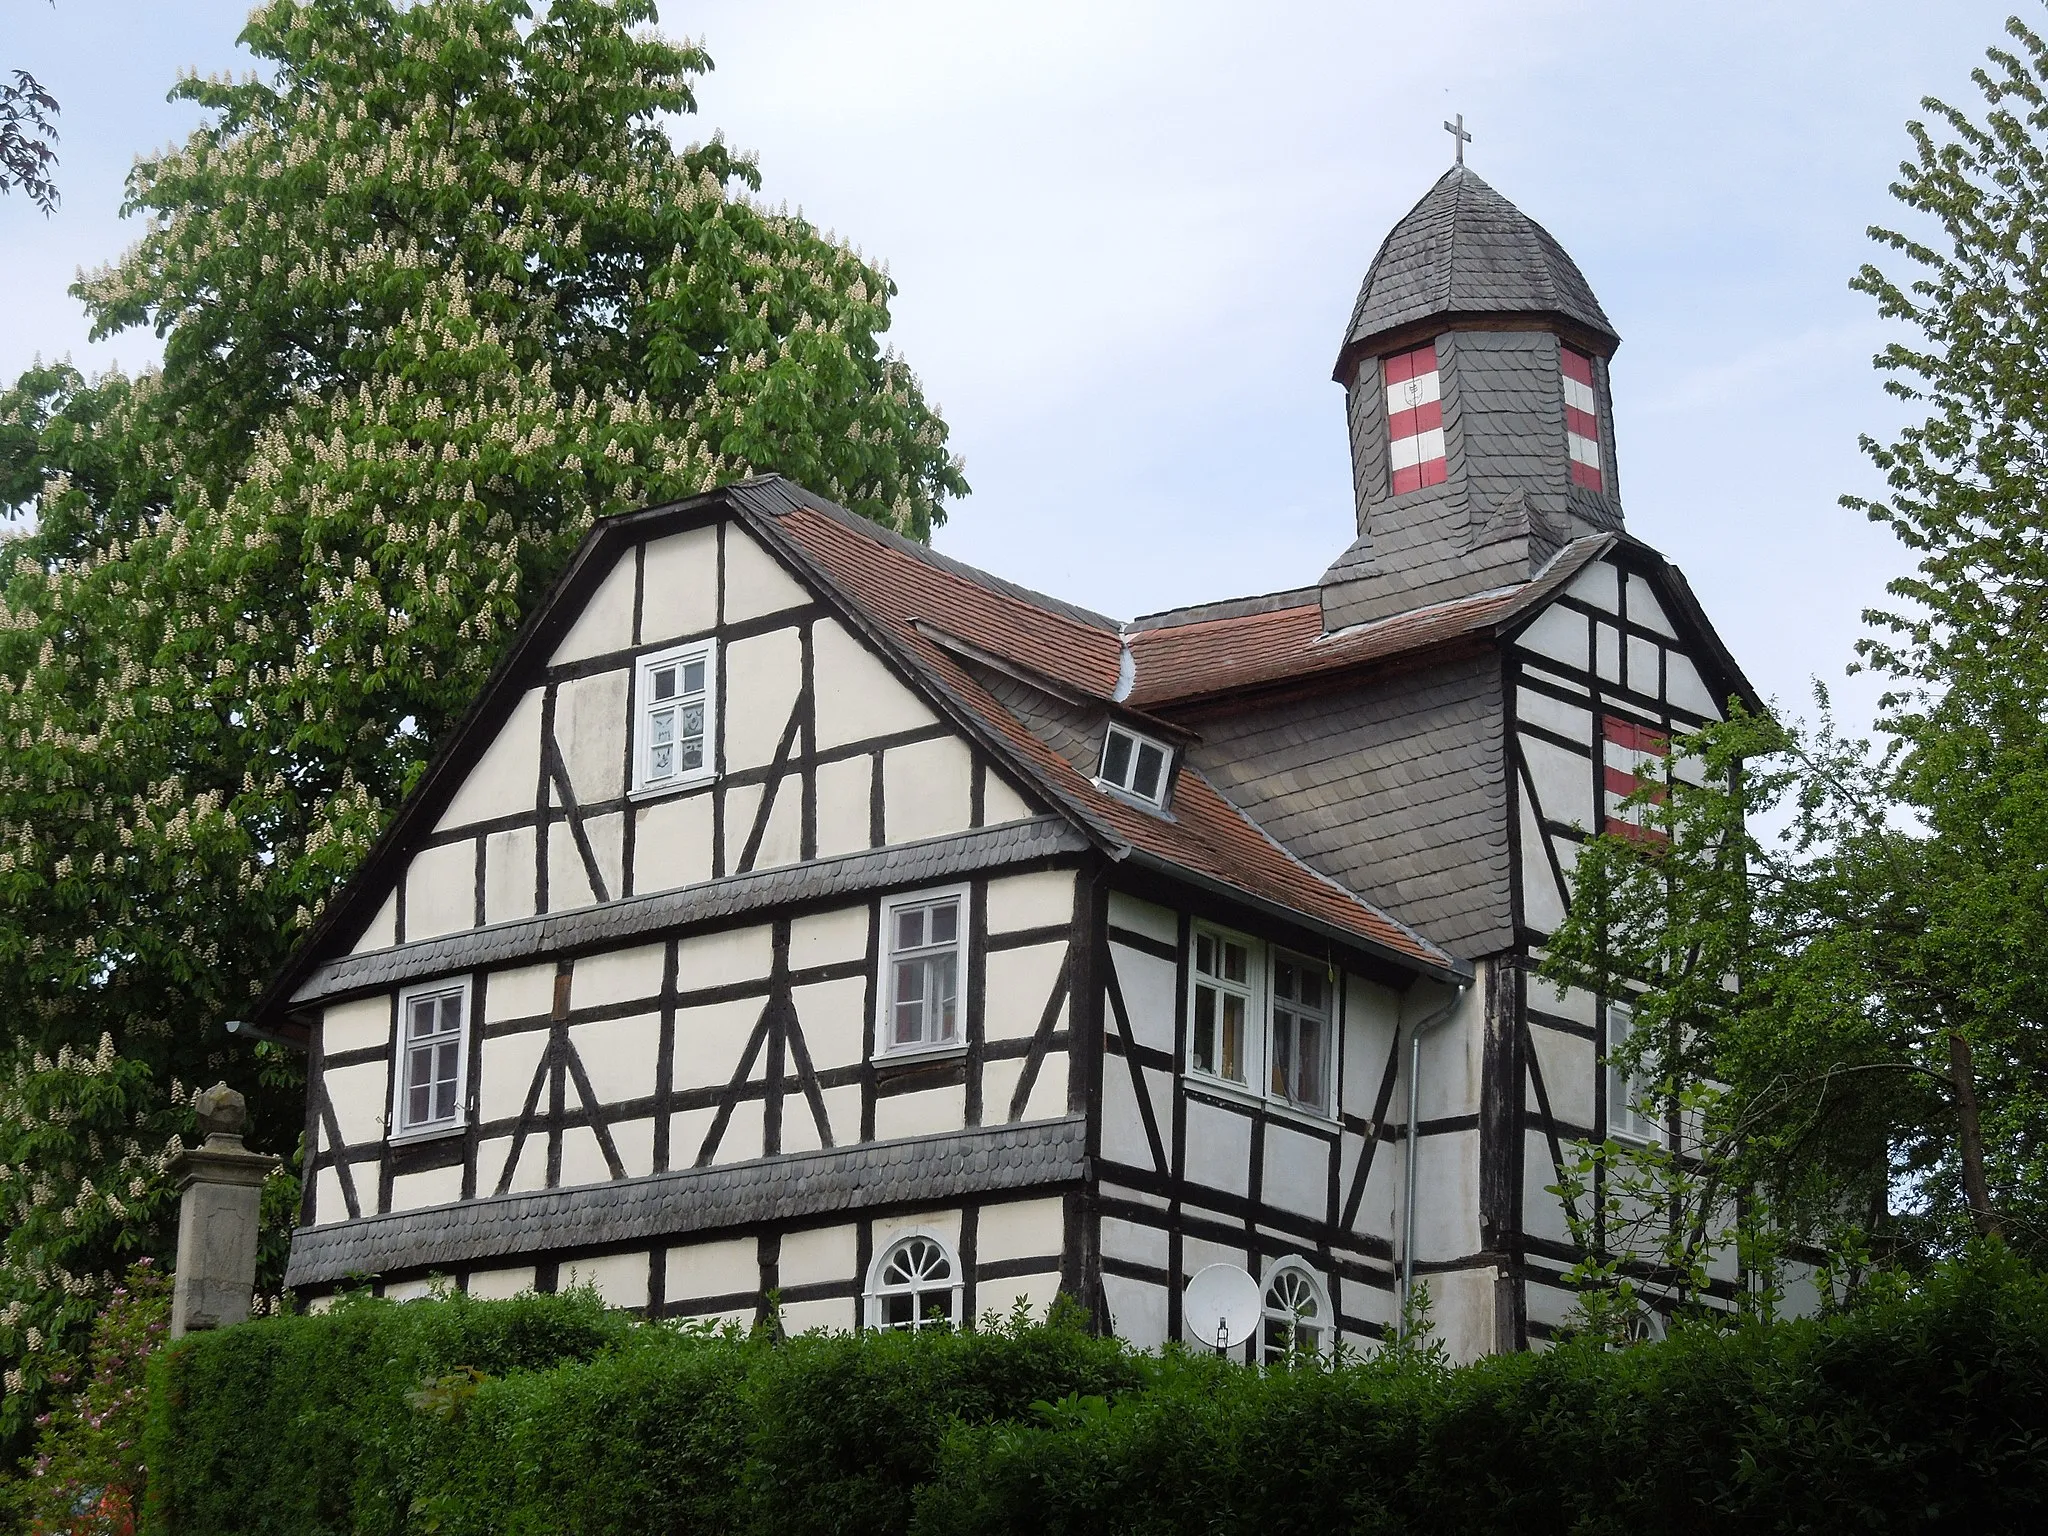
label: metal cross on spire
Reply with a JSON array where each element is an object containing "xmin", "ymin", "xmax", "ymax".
[{"xmin": 1444, "ymin": 114, "xmax": 1472, "ymax": 166}]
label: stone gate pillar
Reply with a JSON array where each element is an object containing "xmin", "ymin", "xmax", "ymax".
[{"xmin": 169, "ymin": 1083, "xmax": 281, "ymax": 1339}]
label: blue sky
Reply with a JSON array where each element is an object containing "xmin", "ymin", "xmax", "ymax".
[{"xmin": 0, "ymin": 0, "xmax": 2026, "ymax": 729}]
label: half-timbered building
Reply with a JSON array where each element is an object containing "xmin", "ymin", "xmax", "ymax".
[{"xmin": 258, "ymin": 164, "xmax": 1758, "ymax": 1361}]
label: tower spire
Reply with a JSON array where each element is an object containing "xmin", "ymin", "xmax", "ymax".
[{"xmin": 1443, "ymin": 114, "xmax": 1471, "ymax": 166}]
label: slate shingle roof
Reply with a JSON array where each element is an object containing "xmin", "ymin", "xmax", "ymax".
[
  {"xmin": 1336, "ymin": 166, "xmax": 1619, "ymax": 380},
  {"xmin": 285, "ymin": 1117, "xmax": 1089, "ymax": 1286}
]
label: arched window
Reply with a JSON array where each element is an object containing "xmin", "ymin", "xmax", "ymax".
[
  {"xmin": 865, "ymin": 1232, "xmax": 962, "ymax": 1332},
  {"xmin": 1260, "ymin": 1259, "xmax": 1331, "ymax": 1362}
]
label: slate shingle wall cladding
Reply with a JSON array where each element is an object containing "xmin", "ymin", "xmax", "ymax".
[
  {"xmin": 1181, "ymin": 652, "xmax": 1512, "ymax": 958},
  {"xmin": 295, "ymin": 818, "xmax": 1088, "ymax": 1007},
  {"xmin": 969, "ymin": 665, "xmax": 1105, "ymax": 782},
  {"xmin": 1324, "ymin": 328, "xmax": 1623, "ymax": 630},
  {"xmin": 286, "ymin": 1117, "xmax": 1089, "ymax": 1287}
]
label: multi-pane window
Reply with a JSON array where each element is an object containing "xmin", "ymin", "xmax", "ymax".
[
  {"xmin": 1260, "ymin": 1262, "xmax": 1331, "ymax": 1362},
  {"xmin": 1097, "ymin": 724, "xmax": 1172, "ymax": 806},
  {"xmin": 883, "ymin": 889, "xmax": 965, "ymax": 1053},
  {"xmin": 1191, "ymin": 927, "xmax": 1257, "ymax": 1087},
  {"xmin": 1605, "ymin": 1001, "xmax": 1662, "ymax": 1144},
  {"xmin": 394, "ymin": 981, "xmax": 468, "ymax": 1137},
  {"xmin": 1187, "ymin": 931, "xmax": 1342, "ymax": 1120},
  {"xmin": 1269, "ymin": 954, "xmax": 1331, "ymax": 1114},
  {"xmin": 866, "ymin": 1233, "xmax": 961, "ymax": 1331},
  {"xmin": 635, "ymin": 641, "xmax": 715, "ymax": 794}
]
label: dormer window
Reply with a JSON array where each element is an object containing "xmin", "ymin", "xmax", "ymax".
[
  {"xmin": 1562, "ymin": 346, "xmax": 1603, "ymax": 490},
  {"xmin": 634, "ymin": 640, "xmax": 717, "ymax": 795},
  {"xmin": 1097, "ymin": 723, "xmax": 1171, "ymax": 806},
  {"xmin": 1384, "ymin": 341, "xmax": 1446, "ymax": 494}
]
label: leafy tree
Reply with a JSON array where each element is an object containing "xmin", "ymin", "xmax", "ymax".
[
  {"xmin": 0, "ymin": 0, "xmax": 964, "ymax": 1454},
  {"xmin": 1544, "ymin": 9, "xmax": 2048, "ymax": 1318},
  {"xmin": 0, "ymin": 66, "xmax": 59, "ymax": 215},
  {"xmin": 2, "ymin": 3, "xmax": 60, "ymax": 214},
  {"xmin": 9, "ymin": 1260, "xmax": 168, "ymax": 1535}
]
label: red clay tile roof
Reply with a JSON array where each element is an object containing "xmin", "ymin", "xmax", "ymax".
[
  {"xmin": 1124, "ymin": 572, "xmax": 1579, "ymax": 709},
  {"xmin": 752, "ymin": 490, "xmax": 1459, "ymax": 977},
  {"xmin": 772, "ymin": 493, "xmax": 1127, "ymax": 700}
]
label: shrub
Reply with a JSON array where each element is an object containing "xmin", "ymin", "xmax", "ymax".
[
  {"xmin": 913, "ymin": 1245, "xmax": 2048, "ymax": 1536},
  {"xmin": 141, "ymin": 1285, "xmax": 631, "ymax": 1536},
  {"xmin": 137, "ymin": 1250, "xmax": 2048, "ymax": 1536},
  {"xmin": 141, "ymin": 1289, "xmax": 1138, "ymax": 1536},
  {"xmin": 9, "ymin": 1261, "xmax": 169, "ymax": 1536}
]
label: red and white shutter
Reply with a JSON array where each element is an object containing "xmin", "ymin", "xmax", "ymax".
[
  {"xmin": 1384, "ymin": 341, "xmax": 1447, "ymax": 495},
  {"xmin": 1562, "ymin": 347, "xmax": 1603, "ymax": 490},
  {"xmin": 1602, "ymin": 715, "xmax": 1668, "ymax": 841}
]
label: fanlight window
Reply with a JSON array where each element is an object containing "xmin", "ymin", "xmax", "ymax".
[
  {"xmin": 1260, "ymin": 1261, "xmax": 1330, "ymax": 1362},
  {"xmin": 867, "ymin": 1234, "xmax": 962, "ymax": 1331}
]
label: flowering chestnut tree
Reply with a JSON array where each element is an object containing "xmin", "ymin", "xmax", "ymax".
[{"xmin": 0, "ymin": 0, "xmax": 966, "ymax": 1450}]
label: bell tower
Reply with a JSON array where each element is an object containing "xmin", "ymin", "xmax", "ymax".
[{"xmin": 1321, "ymin": 165, "xmax": 1624, "ymax": 631}]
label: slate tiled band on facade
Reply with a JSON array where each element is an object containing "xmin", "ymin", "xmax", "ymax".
[
  {"xmin": 292, "ymin": 817, "xmax": 1089, "ymax": 1007},
  {"xmin": 285, "ymin": 1117, "xmax": 1090, "ymax": 1287}
]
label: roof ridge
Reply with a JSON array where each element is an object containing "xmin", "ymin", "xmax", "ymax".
[
  {"xmin": 734, "ymin": 475, "xmax": 1125, "ymax": 634},
  {"xmin": 1128, "ymin": 586, "xmax": 1321, "ymax": 633}
]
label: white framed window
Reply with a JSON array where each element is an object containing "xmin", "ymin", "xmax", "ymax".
[
  {"xmin": 1096, "ymin": 723, "xmax": 1172, "ymax": 806},
  {"xmin": 633, "ymin": 640, "xmax": 717, "ymax": 795},
  {"xmin": 1269, "ymin": 952, "xmax": 1333, "ymax": 1115},
  {"xmin": 1190, "ymin": 924, "xmax": 1259, "ymax": 1088},
  {"xmin": 1605, "ymin": 1001, "xmax": 1662, "ymax": 1144},
  {"xmin": 391, "ymin": 978, "xmax": 471, "ymax": 1139},
  {"xmin": 865, "ymin": 1231, "xmax": 962, "ymax": 1331},
  {"xmin": 1259, "ymin": 1259, "xmax": 1332, "ymax": 1362},
  {"xmin": 880, "ymin": 886, "xmax": 968, "ymax": 1056}
]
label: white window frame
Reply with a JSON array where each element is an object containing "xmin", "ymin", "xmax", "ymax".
[
  {"xmin": 864, "ymin": 1230, "xmax": 963, "ymax": 1332},
  {"xmin": 632, "ymin": 639, "xmax": 718, "ymax": 797},
  {"xmin": 1183, "ymin": 930, "xmax": 1342, "ymax": 1123},
  {"xmin": 876, "ymin": 885, "xmax": 971, "ymax": 1061},
  {"xmin": 389, "ymin": 977, "xmax": 472, "ymax": 1142},
  {"xmin": 1605, "ymin": 1000, "xmax": 1663, "ymax": 1145},
  {"xmin": 1187, "ymin": 922, "xmax": 1263, "ymax": 1092},
  {"xmin": 1267, "ymin": 949, "xmax": 1336, "ymax": 1117},
  {"xmin": 1095, "ymin": 722, "xmax": 1174, "ymax": 807},
  {"xmin": 1258, "ymin": 1257, "xmax": 1334, "ymax": 1363}
]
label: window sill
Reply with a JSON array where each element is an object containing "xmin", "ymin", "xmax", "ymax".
[
  {"xmin": 1090, "ymin": 778, "xmax": 1177, "ymax": 820},
  {"xmin": 874, "ymin": 1041, "xmax": 968, "ymax": 1072},
  {"xmin": 388, "ymin": 1121, "xmax": 468, "ymax": 1148},
  {"xmin": 1605, "ymin": 1127, "xmax": 1667, "ymax": 1150},
  {"xmin": 629, "ymin": 771, "xmax": 716, "ymax": 806},
  {"xmin": 1182, "ymin": 1073, "xmax": 1338, "ymax": 1131}
]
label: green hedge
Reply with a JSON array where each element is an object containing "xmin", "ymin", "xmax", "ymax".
[
  {"xmin": 920, "ymin": 1248, "xmax": 2048, "ymax": 1535},
  {"xmin": 142, "ymin": 1251, "xmax": 2048, "ymax": 1536},
  {"xmin": 141, "ymin": 1292, "xmax": 1139, "ymax": 1536}
]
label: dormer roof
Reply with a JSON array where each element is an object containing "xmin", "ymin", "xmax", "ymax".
[{"xmin": 1334, "ymin": 166, "xmax": 1619, "ymax": 382}]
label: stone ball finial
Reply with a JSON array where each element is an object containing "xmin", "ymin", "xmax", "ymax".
[{"xmin": 193, "ymin": 1082, "xmax": 247, "ymax": 1141}]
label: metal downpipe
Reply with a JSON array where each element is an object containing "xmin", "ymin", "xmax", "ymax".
[{"xmin": 1398, "ymin": 982, "xmax": 1470, "ymax": 1342}]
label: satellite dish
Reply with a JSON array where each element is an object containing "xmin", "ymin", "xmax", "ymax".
[{"xmin": 1183, "ymin": 1263, "xmax": 1262, "ymax": 1351}]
